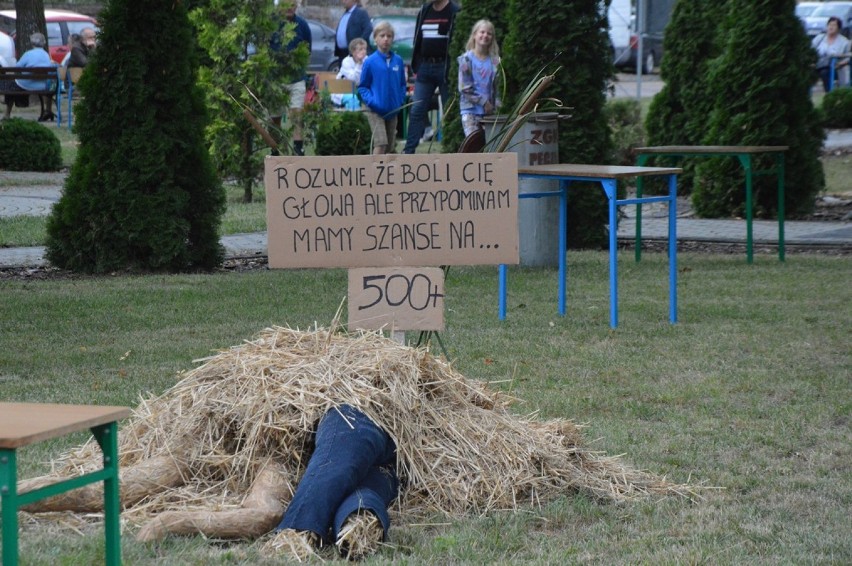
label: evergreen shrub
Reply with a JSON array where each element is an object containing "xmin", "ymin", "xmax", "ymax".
[
  {"xmin": 605, "ymin": 99, "xmax": 645, "ymax": 166},
  {"xmin": 503, "ymin": 0, "xmax": 614, "ymax": 248},
  {"xmin": 821, "ymin": 88, "xmax": 852, "ymax": 128},
  {"xmin": 693, "ymin": 0, "xmax": 824, "ymax": 218},
  {"xmin": 45, "ymin": 0, "xmax": 225, "ymax": 273},
  {"xmin": 314, "ymin": 112, "xmax": 371, "ymax": 155},
  {"xmin": 0, "ymin": 118, "xmax": 62, "ymax": 171}
]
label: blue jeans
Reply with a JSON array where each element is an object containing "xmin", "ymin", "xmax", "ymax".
[
  {"xmin": 275, "ymin": 405, "xmax": 398, "ymax": 543},
  {"xmin": 403, "ymin": 62, "xmax": 450, "ymax": 154}
]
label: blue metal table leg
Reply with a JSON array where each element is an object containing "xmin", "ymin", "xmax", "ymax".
[
  {"xmin": 498, "ymin": 264, "xmax": 507, "ymax": 320},
  {"xmin": 668, "ymin": 173, "xmax": 678, "ymax": 324},
  {"xmin": 558, "ymin": 181, "xmax": 569, "ymax": 316},
  {"xmin": 602, "ymin": 179, "xmax": 619, "ymax": 328}
]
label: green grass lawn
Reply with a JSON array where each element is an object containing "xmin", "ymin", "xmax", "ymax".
[{"xmin": 1, "ymin": 252, "xmax": 849, "ymax": 564}]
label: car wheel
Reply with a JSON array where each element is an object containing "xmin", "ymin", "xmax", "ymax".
[
  {"xmin": 642, "ymin": 51, "xmax": 656, "ymax": 75},
  {"xmin": 328, "ymin": 61, "xmax": 340, "ymax": 74}
]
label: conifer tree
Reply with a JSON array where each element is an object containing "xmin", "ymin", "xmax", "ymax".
[
  {"xmin": 45, "ymin": 0, "xmax": 225, "ymax": 273},
  {"xmin": 693, "ymin": 0, "xmax": 824, "ymax": 217},
  {"xmin": 644, "ymin": 0, "xmax": 726, "ymax": 194},
  {"xmin": 502, "ymin": 0, "xmax": 614, "ymax": 248}
]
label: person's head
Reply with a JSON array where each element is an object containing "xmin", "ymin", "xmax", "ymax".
[
  {"xmin": 29, "ymin": 32, "xmax": 46, "ymax": 49},
  {"xmin": 466, "ymin": 20, "xmax": 499, "ymax": 58},
  {"xmin": 275, "ymin": 0, "xmax": 300, "ymax": 19},
  {"xmin": 826, "ymin": 16, "xmax": 842, "ymax": 36},
  {"xmin": 342, "ymin": 0, "xmax": 357, "ymax": 9},
  {"xmin": 373, "ymin": 21, "xmax": 394, "ymax": 54},
  {"xmin": 81, "ymin": 27, "xmax": 96, "ymax": 49},
  {"xmin": 348, "ymin": 37, "xmax": 368, "ymax": 63}
]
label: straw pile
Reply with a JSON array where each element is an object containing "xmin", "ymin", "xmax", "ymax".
[{"xmin": 21, "ymin": 325, "xmax": 689, "ymax": 541}]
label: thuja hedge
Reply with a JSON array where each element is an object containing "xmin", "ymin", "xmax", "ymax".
[
  {"xmin": 0, "ymin": 118, "xmax": 61, "ymax": 171},
  {"xmin": 648, "ymin": 0, "xmax": 824, "ymax": 217},
  {"xmin": 45, "ymin": 0, "xmax": 225, "ymax": 273}
]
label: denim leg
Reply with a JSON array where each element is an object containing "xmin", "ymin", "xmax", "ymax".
[
  {"xmin": 404, "ymin": 63, "xmax": 444, "ymax": 154},
  {"xmin": 332, "ymin": 464, "xmax": 399, "ymax": 540},
  {"xmin": 275, "ymin": 405, "xmax": 396, "ymax": 541}
]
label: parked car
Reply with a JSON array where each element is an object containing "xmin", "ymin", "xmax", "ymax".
[
  {"xmin": 0, "ymin": 9, "xmax": 98, "ymax": 64},
  {"xmin": 370, "ymin": 15, "xmax": 416, "ymax": 70},
  {"xmin": 802, "ymin": 2, "xmax": 852, "ymax": 39},
  {"xmin": 613, "ymin": 0, "xmax": 671, "ymax": 74},
  {"xmin": 796, "ymin": 1, "xmax": 824, "ymax": 22},
  {"xmin": 307, "ymin": 19, "xmax": 338, "ymax": 72},
  {"xmin": 609, "ymin": 0, "xmax": 633, "ymax": 71},
  {"xmin": 616, "ymin": 28, "xmax": 663, "ymax": 74}
]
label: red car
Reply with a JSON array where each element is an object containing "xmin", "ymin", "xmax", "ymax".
[{"xmin": 0, "ymin": 9, "xmax": 98, "ymax": 64}]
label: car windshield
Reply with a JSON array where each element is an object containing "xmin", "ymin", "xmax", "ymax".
[
  {"xmin": 796, "ymin": 6, "xmax": 818, "ymax": 18},
  {"xmin": 812, "ymin": 5, "xmax": 852, "ymax": 18}
]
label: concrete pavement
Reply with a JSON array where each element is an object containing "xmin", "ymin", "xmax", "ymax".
[{"xmin": 2, "ymin": 125, "xmax": 850, "ymax": 267}]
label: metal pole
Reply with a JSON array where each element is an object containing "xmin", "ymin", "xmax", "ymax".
[{"xmin": 636, "ymin": 0, "xmax": 645, "ymax": 98}]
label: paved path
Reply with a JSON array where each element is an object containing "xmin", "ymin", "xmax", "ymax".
[{"xmin": 2, "ymin": 131, "xmax": 851, "ymax": 267}]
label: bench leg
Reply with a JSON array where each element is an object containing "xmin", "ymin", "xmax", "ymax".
[
  {"xmin": 1, "ymin": 448, "xmax": 20, "ymax": 566},
  {"xmin": 92, "ymin": 423, "xmax": 121, "ymax": 566},
  {"xmin": 737, "ymin": 154, "xmax": 754, "ymax": 264},
  {"xmin": 776, "ymin": 153, "xmax": 785, "ymax": 262}
]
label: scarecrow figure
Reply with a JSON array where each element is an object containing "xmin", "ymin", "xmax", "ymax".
[
  {"xmin": 16, "ymin": 326, "xmax": 690, "ymax": 562},
  {"xmin": 268, "ymin": 404, "xmax": 399, "ymax": 559}
]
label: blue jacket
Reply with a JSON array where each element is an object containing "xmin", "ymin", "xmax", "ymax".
[
  {"xmin": 15, "ymin": 47, "xmax": 55, "ymax": 91},
  {"xmin": 358, "ymin": 50, "xmax": 406, "ymax": 118}
]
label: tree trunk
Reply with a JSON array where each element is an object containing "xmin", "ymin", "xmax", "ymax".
[{"xmin": 13, "ymin": 0, "xmax": 47, "ymax": 53}]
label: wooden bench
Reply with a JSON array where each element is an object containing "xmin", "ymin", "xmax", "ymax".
[
  {"xmin": 634, "ymin": 145, "xmax": 788, "ymax": 263},
  {"xmin": 1, "ymin": 402, "xmax": 131, "ymax": 566},
  {"xmin": 0, "ymin": 66, "xmax": 61, "ymax": 123}
]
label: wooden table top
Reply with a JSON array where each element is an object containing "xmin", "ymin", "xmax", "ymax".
[
  {"xmin": 634, "ymin": 145, "xmax": 789, "ymax": 154},
  {"xmin": 518, "ymin": 164, "xmax": 682, "ymax": 179},
  {"xmin": 0, "ymin": 402, "xmax": 131, "ymax": 449}
]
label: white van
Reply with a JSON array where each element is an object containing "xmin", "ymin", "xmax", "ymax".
[{"xmin": 608, "ymin": 0, "xmax": 632, "ymax": 69}]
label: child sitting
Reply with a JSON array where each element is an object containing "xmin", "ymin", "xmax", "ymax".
[{"xmin": 333, "ymin": 37, "xmax": 367, "ymax": 109}]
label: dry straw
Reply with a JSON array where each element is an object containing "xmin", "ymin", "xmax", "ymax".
[{"xmin": 21, "ymin": 325, "xmax": 693, "ymax": 543}]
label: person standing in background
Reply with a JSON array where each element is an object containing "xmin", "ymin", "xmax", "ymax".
[
  {"xmin": 457, "ymin": 20, "xmax": 500, "ymax": 137},
  {"xmin": 358, "ymin": 21, "xmax": 407, "ymax": 155},
  {"xmin": 270, "ymin": 0, "xmax": 312, "ymax": 156},
  {"xmin": 402, "ymin": 0, "xmax": 460, "ymax": 154},
  {"xmin": 335, "ymin": 0, "xmax": 372, "ymax": 65},
  {"xmin": 68, "ymin": 27, "xmax": 97, "ymax": 68}
]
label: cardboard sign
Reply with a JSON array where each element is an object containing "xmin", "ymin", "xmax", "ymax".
[
  {"xmin": 348, "ymin": 267, "xmax": 444, "ymax": 331},
  {"xmin": 264, "ymin": 153, "xmax": 519, "ymax": 269}
]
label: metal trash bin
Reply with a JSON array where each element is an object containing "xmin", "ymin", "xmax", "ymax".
[{"xmin": 481, "ymin": 112, "xmax": 560, "ymax": 267}]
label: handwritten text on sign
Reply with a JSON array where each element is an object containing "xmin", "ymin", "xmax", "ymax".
[
  {"xmin": 264, "ymin": 153, "xmax": 519, "ymax": 268},
  {"xmin": 348, "ymin": 267, "xmax": 444, "ymax": 331}
]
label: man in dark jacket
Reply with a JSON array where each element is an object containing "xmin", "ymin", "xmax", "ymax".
[
  {"xmin": 334, "ymin": 0, "xmax": 372, "ymax": 62},
  {"xmin": 402, "ymin": 0, "xmax": 460, "ymax": 154},
  {"xmin": 68, "ymin": 27, "xmax": 96, "ymax": 68},
  {"xmin": 270, "ymin": 0, "xmax": 312, "ymax": 156}
]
